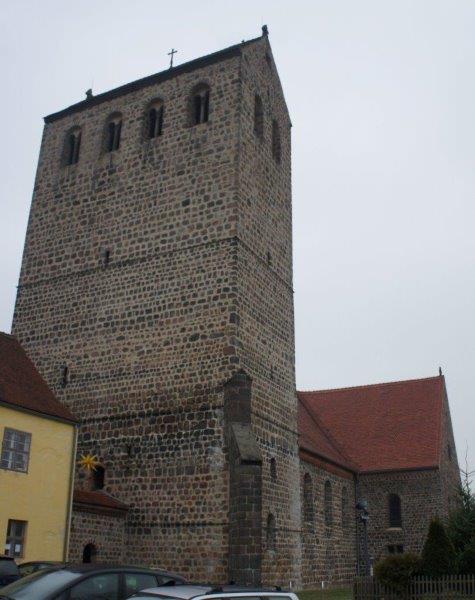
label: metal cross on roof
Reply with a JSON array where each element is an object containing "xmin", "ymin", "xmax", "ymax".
[{"xmin": 168, "ymin": 48, "xmax": 177, "ymax": 69}]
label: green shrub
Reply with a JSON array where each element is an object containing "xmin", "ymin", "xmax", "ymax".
[
  {"xmin": 421, "ymin": 518, "xmax": 456, "ymax": 576},
  {"xmin": 374, "ymin": 553, "xmax": 421, "ymax": 593}
]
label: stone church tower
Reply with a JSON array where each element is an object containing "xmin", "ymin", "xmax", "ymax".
[{"xmin": 12, "ymin": 28, "xmax": 301, "ymax": 586}]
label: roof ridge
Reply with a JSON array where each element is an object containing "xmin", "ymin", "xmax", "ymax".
[
  {"xmin": 45, "ymin": 33, "xmax": 264, "ymax": 123},
  {"xmin": 298, "ymin": 374, "xmax": 442, "ymax": 395}
]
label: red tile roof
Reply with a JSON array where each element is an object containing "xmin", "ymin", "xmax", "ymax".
[
  {"xmin": 0, "ymin": 332, "xmax": 76, "ymax": 423},
  {"xmin": 73, "ymin": 489, "xmax": 129, "ymax": 512},
  {"xmin": 298, "ymin": 376, "xmax": 444, "ymax": 473}
]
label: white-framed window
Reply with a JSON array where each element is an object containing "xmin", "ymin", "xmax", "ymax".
[
  {"xmin": 5, "ymin": 520, "xmax": 27, "ymax": 558},
  {"xmin": 1, "ymin": 428, "xmax": 31, "ymax": 472}
]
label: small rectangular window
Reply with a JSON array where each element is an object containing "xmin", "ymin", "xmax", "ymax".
[
  {"xmin": 1, "ymin": 428, "xmax": 31, "ymax": 472},
  {"xmin": 5, "ymin": 520, "xmax": 27, "ymax": 558}
]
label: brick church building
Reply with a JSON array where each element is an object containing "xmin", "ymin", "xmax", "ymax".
[{"xmin": 10, "ymin": 27, "xmax": 459, "ymax": 587}]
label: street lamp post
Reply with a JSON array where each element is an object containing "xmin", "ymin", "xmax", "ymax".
[{"xmin": 356, "ymin": 499, "xmax": 370, "ymax": 576}]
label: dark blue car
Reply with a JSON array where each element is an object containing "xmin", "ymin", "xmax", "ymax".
[{"xmin": 0, "ymin": 557, "xmax": 20, "ymax": 588}]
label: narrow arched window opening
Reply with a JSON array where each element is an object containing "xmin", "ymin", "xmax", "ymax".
[
  {"xmin": 303, "ymin": 473, "xmax": 314, "ymax": 524},
  {"xmin": 266, "ymin": 513, "xmax": 276, "ymax": 552},
  {"xmin": 388, "ymin": 494, "xmax": 402, "ymax": 528},
  {"xmin": 191, "ymin": 84, "xmax": 210, "ymax": 125},
  {"xmin": 92, "ymin": 465, "xmax": 105, "ymax": 491},
  {"xmin": 61, "ymin": 365, "xmax": 69, "ymax": 388},
  {"xmin": 147, "ymin": 101, "xmax": 164, "ymax": 139},
  {"xmin": 254, "ymin": 95, "xmax": 264, "ymax": 139},
  {"xmin": 324, "ymin": 480, "xmax": 333, "ymax": 527},
  {"xmin": 272, "ymin": 119, "xmax": 281, "ymax": 163},
  {"xmin": 82, "ymin": 543, "xmax": 97, "ymax": 563},
  {"xmin": 341, "ymin": 486, "xmax": 350, "ymax": 529},
  {"xmin": 63, "ymin": 127, "xmax": 81, "ymax": 166},
  {"xmin": 270, "ymin": 457, "xmax": 277, "ymax": 482},
  {"xmin": 104, "ymin": 113, "xmax": 122, "ymax": 152}
]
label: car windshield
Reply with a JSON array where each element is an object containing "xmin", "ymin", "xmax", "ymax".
[{"xmin": 0, "ymin": 568, "xmax": 79, "ymax": 599}]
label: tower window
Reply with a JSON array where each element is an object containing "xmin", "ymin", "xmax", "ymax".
[
  {"xmin": 272, "ymin": 119, "xmax": 281, "ymax": 163},
  {"xmin": 147, "ymin": 100, "xmax": 164, "ymax": 139},
  {"xmin": 92, "ymin": 465, "xmax": 105, "ymax": 490},
  {"xmin": 388, "ymin": 494, "xmax": 402, "ymax": 528},
  {"xmin": 63, "ymin": 127, "xmax": 82, "ymax": 166},
  {"xmin": 61, "ymin": 365, "xmax": 69, "ymax": 388},
  {"xmin": 270, "ymin": 457, "xmax": 277, "ymax": 482},
  {"xmin": 102, "ymin": 249, "xmax": 111, "ymax": 268},
  {"xmin": 254, "ymin": 95, "xmax": 264, "ymax": 139},
  {"xmin": 104, "ymin": 113, "xmax": 122, "ymax": 152},
  {"xmin": 191, "ymin": 84, "xmax": 210, "ymax": 125},
  {"xmin": 324, "ymin": 480, "xmax": 333, "ymax": 527},
  {"xmin": 267, "ymin": 251, "xmax": 272, "ymax": 266},
  {"xmin": 266, "ymin": 513, "xmax": 276, "ymax": 552}
]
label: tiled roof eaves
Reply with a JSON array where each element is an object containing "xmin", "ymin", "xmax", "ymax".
[
  {"xmin": 359, "ymin": 465, "xmax": 439, "ymax": 475},
  {"xmin": 0, "ymin": 397, "xmax": 78, "ymax": 425},
  {"xmin": 299, "ymin": 445, "xmax": 356, "ymax": 475},
  {"xmin": 298, "ymin": 375, "xmax": 441, "ymax": 396},
  {"xmin": 44, "ymin": 37, "xmax": 261, "ymax": 124}
]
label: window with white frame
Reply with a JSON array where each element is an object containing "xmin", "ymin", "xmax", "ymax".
[
  {"xmin": 1, "ymin": 428, "xmax": 31, "ymax": 472},
  {"xmin": 5, "ymin": 520, "xmax": 27, "ymax": 558}
]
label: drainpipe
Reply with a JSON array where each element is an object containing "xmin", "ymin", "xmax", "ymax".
[{"xmin": 63, "ymin": 424, "xmax": 78, "ymax": 561}]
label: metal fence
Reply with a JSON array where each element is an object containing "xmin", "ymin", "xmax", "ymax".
[{"xmin": 353, "ymin": 575, "xmax": 475, "ymax": 599}]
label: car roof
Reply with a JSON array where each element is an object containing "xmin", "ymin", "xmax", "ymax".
[
  {"xmin": 31, "ymin": 563, "xmax": 184, "ymax": 578},
  {"xmin": 133, "ymin": 584, "xmax": 290, "ymax": 599}
]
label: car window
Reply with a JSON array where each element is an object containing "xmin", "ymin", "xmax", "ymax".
[
  {"xmin": 0, "ymin": 569, "xmax": 79, "ymax": 598},
  {"xmin": 124, "ymin": 572, "xmax": 157, "ymax": 596},
  {"xmin": 69, "ymin": 573, "xmax": 120, "ymax": 600},
  {"xmin": 0, "ymin": 559, "xmax": 19, "ymax": 575}
]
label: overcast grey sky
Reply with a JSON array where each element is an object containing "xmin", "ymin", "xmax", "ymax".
[{"xmin": 1, "ymin": 1, "xmax": 474, "ymax": 474}]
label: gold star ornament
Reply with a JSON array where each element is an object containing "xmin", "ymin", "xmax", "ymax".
[{"xmin": 78, "ymin": 454, "xmax": 100, "ymax": 472}]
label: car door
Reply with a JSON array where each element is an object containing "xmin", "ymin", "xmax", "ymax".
[{"xmin": 122, "ymin": 572, "xmax": 158, "ymax": 599}]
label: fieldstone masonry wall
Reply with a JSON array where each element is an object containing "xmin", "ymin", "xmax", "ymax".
[
  {"xmin": 12, "ymin": 33, "xmax": 301, "ymax": 585},
  {"xmin": 69, "ymin": 509, "xmax": 126, "ymax": 563}
]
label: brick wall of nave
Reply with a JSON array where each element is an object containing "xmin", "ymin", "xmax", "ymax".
[
  {"xmin": 69, "ymin": 509, "xmax": 126, "ymax": 564},
  {"xmin": 357, "ymin": 469, "xmax": 445, "ymax": 565},
  {"xmin": 299, "ymin": 461, "xmax": 356, "ymax": 588}
]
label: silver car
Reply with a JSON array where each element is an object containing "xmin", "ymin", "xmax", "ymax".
[{"xmin": 130, "ymin": 584, "xmax": 299, "ymax": 600}]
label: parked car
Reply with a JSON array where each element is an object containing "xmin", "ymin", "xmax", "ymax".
[
  {"xmin": 18, "ymin": 562, "xmax": 64, "ymax": 578},
  {"xmin": 0, "ymin": 564, "xmax": 185, "ymax": 599},
  {"xmin": 129, "ymin": 584, "xmax": 300, "ymax": 600},
  {"xmin": 0, "ymin": 557, "xmax": 20, "ymax": 588}
]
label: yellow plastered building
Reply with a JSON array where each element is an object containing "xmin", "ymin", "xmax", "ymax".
[{"xmin": 0, "ymin": 332, "xmax": 77, "ymax": 563}]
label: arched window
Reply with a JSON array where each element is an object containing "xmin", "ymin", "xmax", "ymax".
[
  {"xmin": 266, "ymin": 513, "xmax": 276, "ymax": 552},
  {"xmin": 303, "ymin": 473, "xmax": 314, "ymax": 523},
  {"xmin": 254, "ymin": 95, "xmax": 264, "ymax": 139},
  {"xmin": 388, "ymin": 494, "xmax": 402, "ymax": 528},
  {"xmin": 324, "ymin": 480, "xmax": 333, "ymax": 527},
  {"xmin": 92, "ymin": 466, "xmax": 105, "ymax": 491},
  {"xmin": 191, "ymin": 84, "xmax": 210, "ymax": 125},
  {"xmin": 82, "ymin": 543, "xmax": 97, "ymax": 563},
  {"xmin": 63, "ymin": 127, "xmax": 81, "ymax": 166},
  {"xmin": 272, "ymin": 119, "xmax": 281, "ymax": 163},
  {"xmin": 147, "ymin": 100, "xmax": 164, "ymax": 139},
  {"xmin": 60, "ymin": 364, "xmax": 69, "ymax": 388},
  {"xmin": 104, "ymin": 112, "xmax": 122, "ymax": 152},
  {"xmin": 341, "ymin": 486, "xmax": 350, "ymax": 529},
  {"xmin": 270, "ymin": 457, "xmax": 277, "ymax": 482}
]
